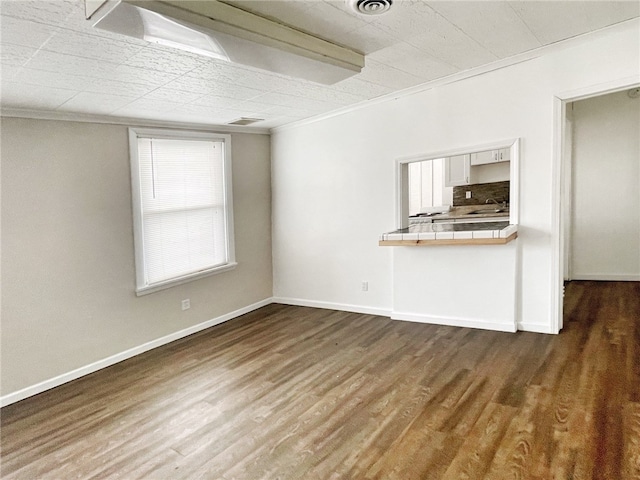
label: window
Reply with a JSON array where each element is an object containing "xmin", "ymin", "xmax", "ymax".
[{"xmin": 129, "ymin": 128, "xmax": 235, "ymax": 295}]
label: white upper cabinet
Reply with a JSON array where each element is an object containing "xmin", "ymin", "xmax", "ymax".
[
  {"xmin": 444, "ymin": 154, "xmax": 471, "ymax": 186},
  {"xmin": 471, "ymin": 148, "xmax": 510, "ymax": 166},
  {"xmin": 497, "ymin": 148, "xmax": 510, "ymax": 162},
  {"xmin": 470, "ymin": 150, "xmax": 494, "ymax": 165}
]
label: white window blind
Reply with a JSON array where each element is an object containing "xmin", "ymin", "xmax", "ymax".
[{"xmin": 130, "ymin": 129, "xmax": 235, "ymax": 294}]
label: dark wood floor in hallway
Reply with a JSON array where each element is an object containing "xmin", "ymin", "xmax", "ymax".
[{"xmin": 1, "ymin": 281, "xmax": 639, "ymax": 479}]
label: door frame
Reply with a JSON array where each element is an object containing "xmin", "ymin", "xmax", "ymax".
[{"xmin": 550, "ymin": 75, "xmax": 640, "ymax": 333}]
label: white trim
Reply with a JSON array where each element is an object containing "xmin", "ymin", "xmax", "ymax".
[
  {"xmin": 510, "ymin": 139, "xmax": 521, "ymax": 226},
  {"xmin": 129, "ymin": 128, "xmax": 146, "ymax": 291},
  {"xmin": 551, "ymin": 96, "xmax": 565, "ymax": 333},
  {"xmin": 551, "ymin": 75, "xmax": 640, "ymax": 335},
  {"xmin": 0, "ymin": 298, "xmax": 274, "ymax": 407},
  {"xmin": 2, "ymin": 295, "xmax": 570, "ymax": 406},
  {"xmin": 395, "ymin": 139, "xmax": 520, "ymax": 166},
  {"xmin": 0, "ymin": 108, "xmax": 270, "ymax": 135},
  {"xmin": 273, "ymin": 58, "xmax": 535, "ymax": 133},
  {"xmin": 517, "ymin": 322, "xmax": 557, "ymax": 334},
  {"xmin": 555, "ymin": 76, "xmax": 640, "ymax": 104},
  {"xmin": 570, "ymin": 274, "xmax": 640, "ymax": 282},
  {"xmin": 273, "ymin": 19, "xmax": 640, "ymax": 133},
  {"xmin": 272, "ymin": 297, "xmax": 391, "ymax": 317},
  {"xmin": 391, "ymin": 311, "xmax": 517, "ymax": 333},
  {"xmin": 2, "ymin": 21, "xmax": 635, "ymax": 136},
  {"xmin": 395, "ymin": 138, "xmax": 520, "ymax": 229},
  {"xmin": 128, "ymin": 128, "xmax": 236, "ymax": 293},
  {"xmin": 562, "ymin": 103, "xmax": 574, "ymax": 281},
  {"xmin": 135, "ymin": 262, "xmax": 238, "ymax": 296}
]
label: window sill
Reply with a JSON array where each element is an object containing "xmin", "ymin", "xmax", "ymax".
[{"xmin": 135, "ymin": 262, "xmax": 238, "ymax": 296}]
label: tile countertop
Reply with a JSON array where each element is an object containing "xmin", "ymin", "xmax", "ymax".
[
  {"xmin": 379, "ymin": 221, "xmax": 518, "ymax": 246},
  {"xmin": 410, "ymin": 205, "xmax": 509, "ymax": 222}
]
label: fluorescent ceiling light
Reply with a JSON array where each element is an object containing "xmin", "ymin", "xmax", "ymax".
[
  {"xmin": 87, "ymin": 0, "xmax": 365, "ymax": 84},
  {"xmin": 137, "ymin": 8, "xmax": 229, "ymax": 61}
]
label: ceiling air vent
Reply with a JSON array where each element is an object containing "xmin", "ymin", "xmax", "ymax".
[
  {"xmin": 227, "ymin": 117, "xmax": 264, "ymax": 126},
  {"xmin": 348, "ymin": 0, "xmax": 393, "ymax": 16}
]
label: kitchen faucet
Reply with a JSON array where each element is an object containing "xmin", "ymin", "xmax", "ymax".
[{"xmin": 486, "ymin": 198, "xmax": 508, "ymax": 208}]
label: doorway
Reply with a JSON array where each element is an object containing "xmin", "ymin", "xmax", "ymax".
[
  {"xmin": 565, "ymin": 90, "xmax": 640, "ymax": 282},
  {"xmin": 554, "ymin": 81, "xmax": 640, "ymax": 333}
]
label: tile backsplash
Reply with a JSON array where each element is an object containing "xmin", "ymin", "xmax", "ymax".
[{"xmin": 453, "ymin": 181, "xmax": 510, "ymax": 206}]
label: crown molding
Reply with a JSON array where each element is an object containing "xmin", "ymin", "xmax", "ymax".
[
  {"xmin": 1, "ymin": 18, "xmax": 636, "ymax": 135},
  {"xmin": 0, "ymin": 108, "xmax": 271, "ymax": 135},
  {"xmin": 272, "ymin": 18, "xmax": 640, "ymax": 133}
]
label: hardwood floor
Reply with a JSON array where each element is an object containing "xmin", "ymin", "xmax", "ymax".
[{"xmin": 1, "ymin": 281, "xmax": 639, "ymax": 479}]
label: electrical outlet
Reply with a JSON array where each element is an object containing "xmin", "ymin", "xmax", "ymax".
[
  {"xmin": 466, "ymin": 191, "xmax": 472, "ymax": 199},
  {"xmin": 361, "ymin": 281, "xmax": 369, "ymax": 292},
  {"xmin": 181, "ymin": 299, "xmax": 190, "ymax": 311}
]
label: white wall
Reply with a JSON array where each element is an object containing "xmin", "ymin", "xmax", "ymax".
[
  {"xmin": 0, "ymin": 118, "xmax": 272, "ymax": 398},
  {"xmin": 271, "ymin": 20, "xmax": 640, "ymax": 333},
  {"xmin": 570, "ymin": 90, "xmax": 640, "ymax": 280}
]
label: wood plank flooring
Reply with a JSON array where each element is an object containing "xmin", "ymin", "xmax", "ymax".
[{"xmin": 1, "ymin": 281, "xmax": 639, "ymax": 479}]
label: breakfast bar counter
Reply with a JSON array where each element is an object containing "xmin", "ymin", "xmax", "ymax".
[{"xmin": 379, "ymin": 221, "xmax": 518, "ymax": 246}]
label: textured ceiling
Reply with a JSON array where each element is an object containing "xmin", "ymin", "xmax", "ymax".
[{"xmin": 1, "ymin": 0, "xmax": 638, "ymax": 129}]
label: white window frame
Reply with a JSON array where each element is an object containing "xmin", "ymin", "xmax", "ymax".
[{"xmin": 129, "ymin": 127, "xmax": 236, "ymax": 295}]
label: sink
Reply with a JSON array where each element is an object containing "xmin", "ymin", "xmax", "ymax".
[{"xmin": 468, "ymin": 208, "xmax": 507, "ymax": 214}]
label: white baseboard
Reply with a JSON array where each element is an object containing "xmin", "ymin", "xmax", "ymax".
[
  {"xmin": 272, "ymin": 297, "xmax": 391, "ymax": 317},
  {"xmin": 0, "ymin": 298, "xmax": 273, "ymax": 408},
  {"xmin": 391, "ymin": 311, "xmax": 517, "ymax": 333},
  {"xmin": 275, "ymin": 299, "xmax": 526, "ymax": 334},
  {"xmin": 517, "ymin": 322, "xmax": 558, "ymax": 334},
  {"xmin": 1, "ymin": 297, "xmax": 559, "ymax": 406},
  {"xmin": 570, "ymin": 274, "xmax": 640, "ymax": 281}
]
